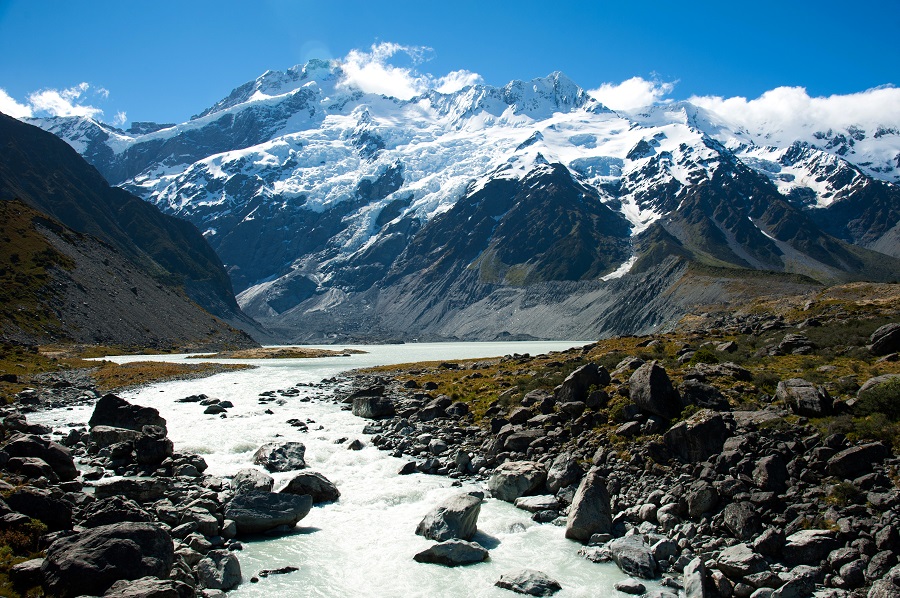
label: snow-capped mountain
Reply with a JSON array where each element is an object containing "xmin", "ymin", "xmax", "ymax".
[{"xmin": 27, "ymin": 61, "xmax": 900, "ymax": 341}]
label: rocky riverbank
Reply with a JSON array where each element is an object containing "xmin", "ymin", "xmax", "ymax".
[{"xmin": 333, "ymin": 290, "xmax": 900, "ymax": 597}]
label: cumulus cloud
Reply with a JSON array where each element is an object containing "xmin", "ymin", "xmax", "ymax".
[
  {"xmin": 0, "ymin": 88, "xmax": 33, "ymax": 118},
  {"xmin": 0, "ymin": 82, "xmax": 124, "ymax": 124},
  {"xmin": 689, "ymin": 86, "xmax": 900, "ymax": 140},
  {"xmin": 588, "ymin": 76, "xmax": 677, "ymax": 111},
  {"xmin": 338, "ymin": 42, "xmax": 482, "ymax": 100}
]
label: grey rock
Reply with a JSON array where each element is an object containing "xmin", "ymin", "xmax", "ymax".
[
  {"xmin": 555, "ymin": 363, "xmax": 610, "ymax": 403},
  {"xmin": 231, "ymin": 468, "xmax": 275, "ymax": 494},
  {"xmin": 753, "ymin": 454, "xmax": 788, "ymax": 493},
  {"xmin": 415, "ymin": 493, "xmax": 481, "ymax": 542},
  {"xmin": 868, "ymin": 563, "xmax": 900, "ymax": 598},
  {"xmin": 684, "ymin": 557, "xmax": 715, "ymax": 598},
  {"xmin": 2, "ymin": 434, "xmax": 78, "ymax": 481},
  {"xmin": 8, "ymin": 558, "xmax": 43, "ymax": 594},
  {"xmin": 608, "ymin": 535, "xmax": 657, "ymax": 579},
  {"xmin": 40, "ymin": 522, "xmax": 174, "ymax": 598},
  {"xmin": 782, "ymin": 530, "xmax": 839, "ymax": 566},
  {"xmin": 514, "ymin": 495, "xmax": 560, "ymax": 513},
  {"xmin": 93, "ymin": 477, "xmax": 168, "ymax": 502},
  {"xmin": 487, "ymin": 461, "xmax": 547, "ymax": 502},
  {"xmin": 252, "ymin": 441, "xmax": 307, "ymax": 472},
  {"xmin": 279, "ymin": 470, "xmax": 340, "ymax": 503},
  {"xmin": 615, "ymin": 578, "xmax": 646, "ymax": 595},
  {"xmin": 89, "ymin": 394, "xmax": 167, "ymax": 433},
  {"xmin": 686, "ymin": 481, "xmax": 718, "ymax": 519},
  {"xmin": 565, "ymin": 466, "xmax": 612, "ymax": 543},
  {"xmin": 827, "ymin": 442, "xmax": 889, "ymax": 479},
  {"xmin": 82, "ymin": 495, "xmax": 152, "ymax": 528},
  {"xmin": 6, "ymin": 486, "xmax": 72, "ymax": 531},
  {"xmin": 716, "ymin": 544, "xmax": 769, "ymax": 579},
  {"xmin": 870, "ymin": 323, "xmax": 900, "ymax": 355},
  {"xmin": 103, "ymin": 576, "xmax": 193, "ymax": 597},
  {"xmin": 351, "ymin": 396, "xmax": 395, "ymax": 419},
  {"xmin": 776, "ymin": 378, "xmax": 832, "ymax": 417},
  {"xmin": 495, "ymin": 569, "xmax": 562, "ymax": 596},
  {"xmin": 630, "ymin": 361, "xmax": 683, "ymax": 419},
  {"xmin": 413, "ymin": 539, "xmax": 488, "ymax": 567},
  {"xmin": 89, "ymin": 425, "xmax": 142, "ymax": 449},
  {"xmin": 224, "ymin": 491, "xmax": 312, "ymax": 535},
  {"xmin": 196, "ymin": 549, "xmax": 242, "ymax": 591},
  {"xmin": 663, "ymin": 409, "xmax": 730, "ymax": 462}
]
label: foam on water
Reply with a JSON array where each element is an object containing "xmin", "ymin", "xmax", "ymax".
[{"xmin": 30, "ymin": 342, "xmax": 660, "ymax": 597}]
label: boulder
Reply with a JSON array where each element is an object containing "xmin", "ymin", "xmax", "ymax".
[
  {"xmin": 514, "ymin": 495, "xmax": 560, "ymax": 513},
  {"xmin": 231, "ymin": 468, "xmax": 275, "ymax": 494},
  {"xmin": 629, "ymin": 361, "xmax": 683, "ymax": 419},
  {"xmin": 502, "ymin": 429, "xmax": 544, "ymax": 453},
  {"xmin": 685, "ymin": 481, "xmax": 718, "ymax": 519},
  {"xmin": 5, "ymin": 487, "xmax": 72, "ymax": 531},
  {"xmin": 663, "ymin": 409, "xmax": 730, "ymax": 462},
  {"xmin": 546, "ymin": 452, "xmax": 584, "ymax": 494},
  {"xmin": 858, "ymin": 373, "xmax": 900, "ymax": 396},
  {"xmin": 252, "ymin": 442, "xmax": 307, "ymax": 472},
  {"xmin": 868, "ymin": 563, "xmax": 900, "ymax": 598},
  {"xmin": 89, "ymin": 425, "xmax": 143, "ymax": 449},
  {"xmin": 196, "ymin": 549, "xmax": 242, "ymax": 591},
  {"xmin": 2, "ymin": 434, "xmax": 78, "ymax": 481},
  {"xmin": 870, "ymin": 323, "xmax": 900, "ymax": 356},
  {"xmin": 89, "ymin": 394, "xmax": 167, "ymax": 433},
  {"xmin": 487, "ymin": 461, "xmax": 547, "ymax": 502},
  {"xmin": 40, "ymin": 522, "xmax": 174, "ymax": 598},
  {"xmin": 224, "ymin": 491, "xmax": 312, "ymax": 535},
  {"xmin": 103, "ymin": 576, "xmax": 193, "ymax": 597},
  {"xmin": 683, "ymin": 557, "xmax": 715, "ymax": 598},
  {"xmin": 413, "ymin": 539, "xmax": 489, "ymax": 567},
  {"xmin": 495, "ymin": 569, "xmax": 562, "ymax": 596},
  {"xmin": 565, "ymin": 466, "xmax": 612, "ymax": 543},
  {"xmin": 8, "ymin": 558, "xmax": 43, "ymax": 593},
  {"xmin": 775, "ymin": 378, "xmax": 832, "ymax": 417},
  {"xmin": 723, "ymin": 501, "xmax": 762, "ymax": 541},
  {"xmin": 6, "ymin": 456, "xmax": 58, "ymax": 482},
  {"xmin": 93, "ymin": 477, "xmax": 168, "ymax": 502},
  {"xmin": 678, "ymin": 380, "xmax": 729, "ymax": 410},
  {"xmin": 555, "ymin": 363, "xmax": 610, "ymax": 403},
  {"xmin": 415, "ymin": 493, "xmax": 481, "ymax": 542},
  {"xmin": 608, "ymin": 535, "xmax": 657, "ymax": 579},
  {"xmin": 753, "ymin": 454, "xmax": 788, "ymax": 493},
  {"xmin": 82, "ymin": 496, "xmax": 152, "ymax": 528},
  {"xmin": 827, "ymin": 442, "xmax": 889, "ymax": 479},
  {"xmin": 351, "ymin": 396, "xmax": 395, "ymax": 419},
  {"xmin": 134, "ymin": 434, "xmax": 173, "ymax": 466},
  {"xmin": 782, "ymin": 530, "xmax": 839, "ymax": 566},
  {"xmin": 279, "ymin": 471, "xmax": 340, "ymax": 503},
  {"xmin": 716, "ymin": 543, "xmax": 768, "ymax": 579}
]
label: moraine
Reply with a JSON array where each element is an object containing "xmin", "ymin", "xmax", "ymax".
[{"xmin": 29, "ymin": 342, "xmax": 660, "ymax": 597}]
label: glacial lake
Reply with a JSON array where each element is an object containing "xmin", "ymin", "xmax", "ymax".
[{"xmin": 31, "ymin": 342, "xmax": 661, "ymax": 597}]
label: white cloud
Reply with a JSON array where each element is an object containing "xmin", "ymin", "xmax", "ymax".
[
  {"xmin": 338, "ymin": 42, "xmax": 482, "ymax": 100},
  {"xmin": 0, "ymin": 88, "xmax": 34, "ymax": 118},
  {"xmin": 689, "ymin": 86, "xmax": 900, "ymax": 140},
  {"xmin": 112, "ymin": 110, "xmax": 127, "ymax": 126},
  {"xmin": 588, "ymin": 76, "xmax": 677, "ymax": 111}
]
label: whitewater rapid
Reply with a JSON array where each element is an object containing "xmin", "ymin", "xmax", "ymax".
[{"xmin": 30, "ymin": 342, "xmax": 655, "ymax": 597}]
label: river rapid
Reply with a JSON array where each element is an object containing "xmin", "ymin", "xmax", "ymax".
[{"xmin": 30, "ymin": 342, "xmax": 650, "ymax": 597}]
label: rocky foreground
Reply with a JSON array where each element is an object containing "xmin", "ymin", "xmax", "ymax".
[{"xmin": 335, "ymin": 294, "xmax": 900, "ymax": 597}]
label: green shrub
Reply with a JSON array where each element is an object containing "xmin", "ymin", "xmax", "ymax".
[
  {"xmin": 855, "ymin": 377, "xmax": 900, "ymax": 420},
  {"xmin": 688, "ymin": 348, "xmax": 719, "ymax": 365},
  {"xmin": 825, "ymin": 482, "xmax": 863, "ymax": 506},
  {"xmin": 753, "ymin": 371, "xmax": 782, "ymax": 394}
]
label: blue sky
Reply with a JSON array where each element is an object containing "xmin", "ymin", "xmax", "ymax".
[{"xmin": 1, "ymin": 0, "xmax": 898, "ymax": 125}]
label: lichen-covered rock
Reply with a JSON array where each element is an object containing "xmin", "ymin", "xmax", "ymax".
[
  {"xmin": 487, "ymin": 461, "xmax": 547, "ymax": 502},
  {"xmin": 663, "ymin": 409, "xmax": 730, "ymax": 462},
  {"xmin": 565, "ymin": 467, "xmax": 612, "ymax": 543},
  {"xmin": 776, "ymin": 378, "xmax": 832, "ymax": 417},
  {"xmin": 415, "ymin": 493, "xmax": 482, "ymax": 542}
]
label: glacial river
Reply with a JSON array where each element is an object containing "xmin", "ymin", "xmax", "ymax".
[{"xmin": 31, "ymin": 342, "xmax": 655, "ymax": 597}]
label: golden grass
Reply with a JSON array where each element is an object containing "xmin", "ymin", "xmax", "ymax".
[{"xmin": 91, "ymin": 361, "xmax": 252, "ymax": 392}]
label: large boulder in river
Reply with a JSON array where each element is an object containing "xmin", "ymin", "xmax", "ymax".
[
  {"xmin": 2, "ymin": 434, "xmax": 77, "ymax": 481},
  {"xmin": 776, "ymin": 378, "xmax": 832, "ymax": 417},
  {"xmin": 663, "ymin": 409, "xmax": 730, "ymax": 463},
  {"xmin": 629, "ymin": 362, "xmax": 683, "ymax": 419},
  {"xmin": 88, "ymin": 394, "xmax": 167, "ymax": 433},
  {"xmin": 351, "ymin": 396, "xmax": 395, "ymax": 419},
  {"xmin": 224, "ymin": 491, "xmax": 312, "ymax": 535},
  {"xmin": 555, "ymin": 363, "xmax": 610, "ymax": 404},
  {"xmin": 495, "ymin": 569, "xmax": 561, "ymax": 596},
  {"xmin": 608, "ymin": 535, "xmax": 658, "ymax": 579},
  {"xmin": 89, "ymin": 425, "xmax": 142, "ymax": 449},
  {"xmin": 565, "ymin": 466, "xmax": 612, "ymax": 543},
  {"xmin": 487, "ymin": 461, "xmax": 547, "ymax": 502},
  {"xmin": 414, "ymin": 539, "xmax": 489, "ymax": 567},
  {"xmin": 252, "ymin": 442, "xmax": 307, "ymax": 472},
  {"xmin": 231, "ymin": 468, "xmax": 275, "ymax": 494},
  {"xmin": 196, "ymin": 549, "xmax": 242, "ymax": 591},
  {"xmin": 40, "ymin": 522, "xmax": 174, "ymax": 598},
  {"xmin": 415, "ymin": 493, "xmax": 482, "ymax": 542},
  {"xmin": 279, "ymin": 471, "xmax": 340, "ymax": 503}
]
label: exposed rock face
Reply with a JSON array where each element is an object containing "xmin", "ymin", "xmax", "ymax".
[
  {"xmin": 827, "ymin": 442, "xmax": 890, "ymax": 479},
  {"xmin": 40, "ymin": 522, "xmax": 174, "ymax": 598},
  {"xmin": 224, "ymin": 491, "xmax": 312, "ymax": 535},
  {"xmin": 252, "ymin": 442, "xmax": 307, "ymax": 472},
  {"xmin": 775, "ymin": 378, "xmax": 832, "ymax": 417},
  {"xmin": 630, "ymin": 362, "xmax": 683, "ymax": 419},
  {"xmin": 279, "ymin": 471, "xmax": 340, "ymax": 503},
  {"xmin": 565, "ymin": 466, "xmax": 612, "ymax": 543},
  {"xmin": 870, "ymin": 322, "xmax": 900, "ymax": 355},
  {"xmin": 415, "ymin": 493, "xmax": 482, "ymax": 542},
  {"xmin": 413, "ymin": 539, "xmax": 489, "ymax": 567},
  {"xmin": 89, "ymin": 394, "xmax": 167, "ymax": 433},
  {"xmin": 495, "ymin": 569, "xmax": 562, "ymax": 596},
  {"xmin": 663, "ymin": 409, "xmax": 730, "ymax": 462},
  {"xmin": 487, "ymin": 461, "xmax": 547, "ymax": 502},
  {"xmin": 782, "ymin": 530, "xmax": 840, "ymax": 566}
]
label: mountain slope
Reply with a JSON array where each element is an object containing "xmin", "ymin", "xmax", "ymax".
[{"xmin": 27, "ymin": 63, "xmax": 900, "ymax": 341}]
